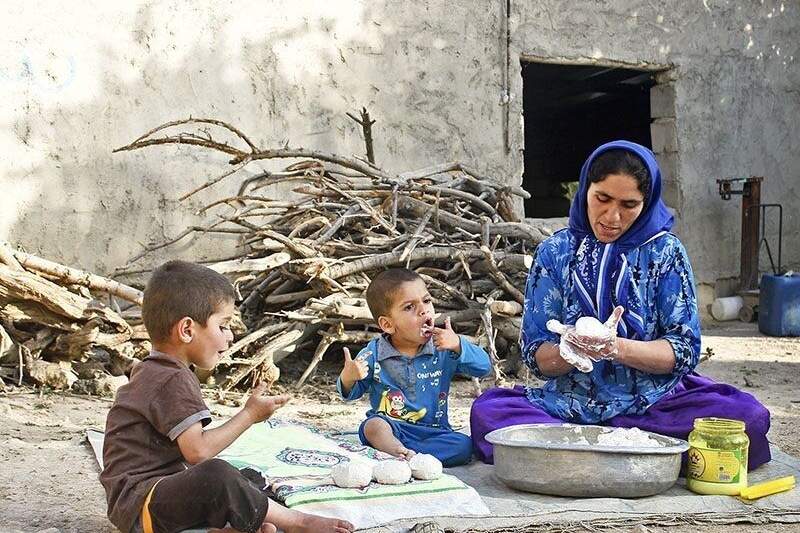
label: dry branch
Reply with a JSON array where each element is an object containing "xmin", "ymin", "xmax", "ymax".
[
  {"xmin": 0, "ymin": 241, "xmax": 23, "ymax": 270},
  {"xmin": 346, "ymin": 107, "xmax": 376, "ymax": 164},
  {"xmin": 220, "ymin": 326, "xmax": 304, "ymax": 391},
  {"xmin": 11, "ymin": 249, "xmax": 143, "ymax": 305},
  {"xmin": 208, "ymin": 253, "xmax": 291, "ymax": 275}
]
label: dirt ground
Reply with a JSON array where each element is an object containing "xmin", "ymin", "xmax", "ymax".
[{"xmin": 1, "ymin": 321, "xmax": 798, "ymax": 533}]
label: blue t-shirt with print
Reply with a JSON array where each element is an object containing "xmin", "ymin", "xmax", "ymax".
[{"xmin": 337, "ymin": 334, "xmax": 491, "ymax": 430}]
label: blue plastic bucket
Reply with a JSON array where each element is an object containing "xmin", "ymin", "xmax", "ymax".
[{"xmin": 759, "ymin": 274, "xmax": 800, "ymax": 337}]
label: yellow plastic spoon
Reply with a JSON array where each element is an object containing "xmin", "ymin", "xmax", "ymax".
[{"xmin": 739, "ymin": 475, "xmax": 796, "ymax": 500}]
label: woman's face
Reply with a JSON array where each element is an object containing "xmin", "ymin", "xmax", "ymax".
[{"xmin": 586, "ymin": 173, "xmax": 645, "ymax": 243}]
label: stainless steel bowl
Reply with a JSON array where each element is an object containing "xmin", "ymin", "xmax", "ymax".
[{"xmin": 485, "ymin": 423, "xmax": 689, "ymax": 498}]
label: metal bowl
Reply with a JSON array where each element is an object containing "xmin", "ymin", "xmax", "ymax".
[{"xmin": 485, "ymin": 423, "xmax": 689, "ymax": 498}]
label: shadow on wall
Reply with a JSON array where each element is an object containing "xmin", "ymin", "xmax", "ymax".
[{"xmin": 2, "ymin": 2, "xmax": 505, "ymax": 278}]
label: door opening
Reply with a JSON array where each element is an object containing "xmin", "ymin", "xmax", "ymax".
[{"xmin": 521, "ymin": 61, "xmax": 656, "ymax": 217}]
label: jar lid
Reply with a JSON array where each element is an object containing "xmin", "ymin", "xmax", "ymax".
[{"xmin": 693, "ymin": 417, "xmax": 746, "ymax": 433}]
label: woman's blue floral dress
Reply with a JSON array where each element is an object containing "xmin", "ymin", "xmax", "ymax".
[{"xmin": 520, "ymin": 229, "xmax": 701, "ymax": 424}]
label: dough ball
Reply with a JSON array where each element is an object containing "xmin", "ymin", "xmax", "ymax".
[
  {"xmin": 373, "ymin": 460, "xmax": 412, "ymax": 485},
  {"xmin": 575, "ymin": 316, "xmax": 608, "ymax": 338},
  {"xmin": 409, "ymin": 453, "xmax": 442, "ymax": 480},
  {"xmin": 331, "ymin": 461, "xmax": 373, "ymax": 488}
]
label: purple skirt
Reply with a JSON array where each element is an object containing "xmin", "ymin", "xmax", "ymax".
[{"xmin": 470, "ymin": 373, "xmax": 771, "ymax": 470}]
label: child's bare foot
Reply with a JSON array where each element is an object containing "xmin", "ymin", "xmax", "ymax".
[
  {"xmin": 265, "ymin": 499, "xmax": 353, "ymax": 533},
  {"xmin": 208, "ymin": 523, "xmax": 278, "ymax": 533},
  {"xmin": 363, "ymin": 417, "xmax": 416, "ymax": 460},
  {"xmin": 208, "ymin": 522, "xmax": 276, "ymax": 533},
  {"xmin": 286, "ymin": 514, "xmax": 354, "ymax": 533},
  {"xmin": 387, "ymin": 442, "xmax": 415, "ymax": 460}
]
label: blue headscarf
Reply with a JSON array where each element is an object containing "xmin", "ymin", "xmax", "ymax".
[{"xmin": 568, "ymin": 140, "xmax": 674, "ymax": 339}]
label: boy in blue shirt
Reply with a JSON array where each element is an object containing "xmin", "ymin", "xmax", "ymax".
[{"xmin": 337, "ymin": 268, "xmax": 491, "ymax": 467}]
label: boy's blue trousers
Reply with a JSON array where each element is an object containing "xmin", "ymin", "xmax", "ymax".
[{"xmin": 358, "ymin": 414, "xmax": 473, "ymax": 467}]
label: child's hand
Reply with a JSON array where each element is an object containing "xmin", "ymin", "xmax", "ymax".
[
  {"xmin": 432, "ymin": 317, "xmax": 461, "ymax": 353},
  {"xmin": 341, "ymin": 347, "xmax": 369, "ymax": 383},
  {"xmin": 243, "ymin": 382, "xmax": 290, "ymax": 424}
]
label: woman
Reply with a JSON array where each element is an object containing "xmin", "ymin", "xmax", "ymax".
[{"xmin": 470, "ymin": 140, "xmax": 771, "ymax": 470}]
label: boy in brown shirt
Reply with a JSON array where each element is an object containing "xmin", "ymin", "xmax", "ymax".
[{"xmin": 100, "ymin": 260, "xmax": 353, "ymax": 533}]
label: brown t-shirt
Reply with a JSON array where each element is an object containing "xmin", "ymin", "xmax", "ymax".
[{"xmin": 100, "ymin": 351, "xmax": 211, "ymax": 533}]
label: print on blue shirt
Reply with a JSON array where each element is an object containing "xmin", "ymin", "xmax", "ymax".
[{"xmin": 337, "ymin": 334, "xmax": 491, "ymax": 429}]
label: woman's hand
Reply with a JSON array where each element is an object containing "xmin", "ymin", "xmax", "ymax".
[{"xmin": 554, "ymin": 335, "xmax": 594, "ymax": 372}]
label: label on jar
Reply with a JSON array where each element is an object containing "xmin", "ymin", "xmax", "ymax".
[{"xmin": 687, "ymin": 446, "xmax": 743, "ymax": 484}]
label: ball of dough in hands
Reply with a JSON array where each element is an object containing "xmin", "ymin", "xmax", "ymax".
[
  {"xmin": 409, "ymin": 453, "xmax": 443, "ymax": 480},
  {"xmin": 574, "ymin": 316, "xmax": 610, "ymax": 338},
  {"xmin": 331, "ymin": 461, "xmax": 373, "ymax": 488},
  {"xmin": 373, "ymin": 460, "xmax": 412, "ymax": 485}
]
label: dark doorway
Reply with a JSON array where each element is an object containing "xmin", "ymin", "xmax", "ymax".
[{"xmin": 521, "ymin": 62, "xmax": 656, "ymax": 218}]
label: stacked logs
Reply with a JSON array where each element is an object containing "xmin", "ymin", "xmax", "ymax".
[
  {"xmin": 111, "ymin": 118, "xmax": 552, "ymax": 392},
  {"xmin": 0, "ymin": 242, "xmax": 149, "ymax": 395}
]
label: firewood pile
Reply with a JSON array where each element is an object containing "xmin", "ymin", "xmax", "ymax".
[
  {"xmin": 0, "ymin": 242, "xmax": 148, "ymax": 395},
  {"xmin": 110, "ymin": 118, "xmax": 555, "ymax": 393},
  {"xmin": 1, "ymin": 117, "xmax": 557, "ymax": 396}
]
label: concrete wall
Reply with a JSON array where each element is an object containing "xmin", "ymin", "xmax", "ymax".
[
  {"xmin": 1, "ymin": 1, "xmax": 509, "ymax": 274},
  {"xmin": 2, "ymin": 1, "xmax": 798, "ymax": 295},
  {"xmin": 510, "ymin": 0, "xmax": 800, "ymax": 288}
]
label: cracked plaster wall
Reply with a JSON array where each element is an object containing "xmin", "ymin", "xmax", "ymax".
[
  {"xmin": 1, "ymin": 1, "xmax": 509, "ymax": 275},
  {"xmin": 510, "ymin": 0, "xmax": 799, "ymax": 291},
  {"xmin": 1, "ymin": 1, "xmax": 797, "ymax": 296}
]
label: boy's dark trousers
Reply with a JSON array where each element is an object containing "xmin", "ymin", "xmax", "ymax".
[{"xmin": 137, "ymin": 458, "xmax": 269, "ymax": 533}]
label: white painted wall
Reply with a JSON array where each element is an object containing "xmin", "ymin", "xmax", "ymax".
[
  {"xmin": 2, "ymin": 1, "xmax": 798, "ymax": 292},
  {"xmin": 1, "ymin": 1, "xmax": 509, "ymax": 274}
]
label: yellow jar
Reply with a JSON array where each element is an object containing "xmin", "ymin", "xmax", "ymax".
[{"xmin": 687, "ymin": 417, "xmax": 749, "ymax": 495}]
